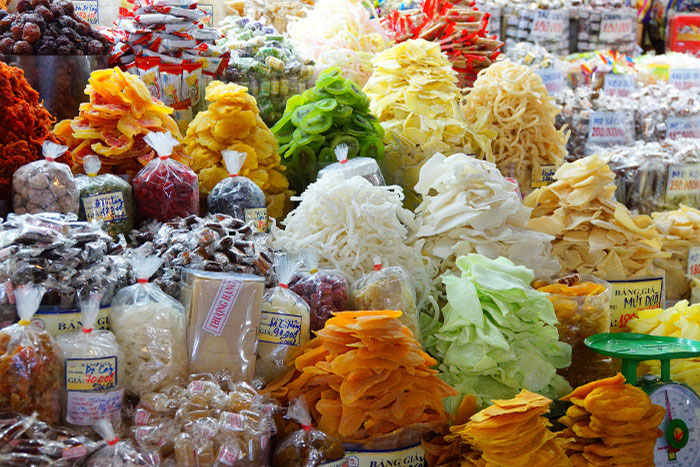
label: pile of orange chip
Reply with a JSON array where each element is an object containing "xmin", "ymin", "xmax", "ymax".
[
  {"xmin": 54, "ymin": 67, "xmax": 186, "ymax": 176},
  {"xmin": 560, "ymin": 373, "xmax": 664, "ymax": 466},
  {"xmin": 184, "ymin": 81, "xmax": 291, "ymax": 219},
  {"xmin": 263, "ymin": 310, "xmax": 456, "ymax": 444}
]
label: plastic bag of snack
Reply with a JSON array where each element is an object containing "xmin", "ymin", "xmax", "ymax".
[
  {"xmin": 84, "ymin": 419, "xmax": 156, "ymax": 466},
  {"xmin": 133, "ymin": 132, "xmax": 199, "ymax": 222},
  {"xmin": 256, "ymin": 256, "xmax": 311, "ymax": 384},
  {"xmin": 317, "ymin": 144, "xmax": 385, "ymax": 186},
  {"xmin": 289, "ymin": 250, "xmax": 348, "ymax": 332},
  {"xmin": 272, "ymin": 397, "xmax": 344, "ymax": 467},
  {"xmin": 0, "ymin": 283, "xmax": 60, "ymax": 424},
  {"xmin": 12, "ymin": 141, "xmax": 79, "ymax": 215},
  {"xmin": 208, "ymin": 150, "xmax": 268, "ymax": 233},
  {"xmin": 76, "ymin": 155, "xmax": 135, "ymax": 238},
  {"xmin": 111, "ymin": 253, "xmax": 187, "ymax": 396},
  {"xmin": 350, "ymin": 257, "xmax": 420, "ymax": 340},
  {"xmin": 56, "ymin": 291, "xmax": 125, "ymax": 431}
]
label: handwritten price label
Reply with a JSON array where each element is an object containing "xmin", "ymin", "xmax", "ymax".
[
  {"xmin": 70, "ymin": 0, "xmax": 98, "ymax": 24},
  {"xmin": 603, "ymin": 73, "xmax": 636, "ymax": 97},
  {"xmin": 536, "ymin": 68, "xmax": 566, "ymax": 96},
  {"xmin": 599, "ymin": 11, "xmax": 636, "ymax": 42},
  {"xmin": 669, "ymin": 68, "xmax": 700, "ymax": 90},
  {"xmin": 587, "ymin": 111, "xmax": 632, "ymax": 145},
  {"xmin": 666, "ymin": 116, "xmax": 700, "ymax": 140},
  {"xmin": 688, "ymin": 247, "xmax": 700, "ymax": 277},
  {"xmin": 530, "ymin": 9, "xmax": 568, "ymax": 40},
  {"xmin": 531, "ymin": 165, "xmax": 557, "ymax": 188},
  {"xmin": 667, "ymin": 164, "xmax": 700, "ymax": 196}
]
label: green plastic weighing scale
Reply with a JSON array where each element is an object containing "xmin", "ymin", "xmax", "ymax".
[{"xmin": 585, "ymin": 333, "xmax": 700, "ymax": 466}]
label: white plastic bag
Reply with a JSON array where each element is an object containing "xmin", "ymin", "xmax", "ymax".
[
  {"xmin": 317, "ymin": 144, "xmax": 385, "ymax": 186},
  {"xmin": 85, "ymin": 419, "xmax": 156, "ymax": 466}
]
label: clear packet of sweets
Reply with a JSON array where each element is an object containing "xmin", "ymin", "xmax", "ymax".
[{"xmin": 85, "ymin": 419, "xmax": 156, "ymax": 466}]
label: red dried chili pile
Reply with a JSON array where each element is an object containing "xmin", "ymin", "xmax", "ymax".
[{"xmin": 0, "ymin": 61, "xmax": 63, "ymax": 200}]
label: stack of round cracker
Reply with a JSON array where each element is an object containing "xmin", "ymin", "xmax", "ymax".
[{"xmin": 560, "ymin": 374, "xmax": 664, "ymax": 466}]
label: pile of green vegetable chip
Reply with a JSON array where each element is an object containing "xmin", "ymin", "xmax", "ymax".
[{"xmin": 271, "ymin": 67, "xmax": 384, "ymax": 193}]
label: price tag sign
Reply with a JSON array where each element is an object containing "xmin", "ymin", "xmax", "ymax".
[
  {"xmin": 530, "ymin": 9, "xmax": 568, "ymax": 40},
  {"xmin": 536, "ymin": 68, "xmax": 566, "ymax": 96},
  {"xmin": 70, "ymin": 0, "xmax": 99, "ymax": 24},
  {"xmin": 587, "ymin": 111, "xmax": 632, "ymax": 145},
  {"xmin": 666, "ymin": 164, "xmax": 700, "ymax": 196},
  {"xmin": 608, "ymin": 277, "xmax": 664, "ymax": 331},
  {"xmin": 599, "ymin": 11, "xmax": 636, "ymax": 42},
  {"xmin": 666, "ymin": 116, "xmax": 700, "ymax": 140},
  {"xmin": 531, "ymin": 165, "xmax": 557, "ymax": 188},
  {"xmin": 669, "ymin": 68, "xmax": 700, "ymax": 90},
  {"xmin": 603, "ymin": 73, "xmax": 636, "ymax": 97},
  {"xmin": 688, "ymin": 247, "xmax": 700, "ymax": 277}
]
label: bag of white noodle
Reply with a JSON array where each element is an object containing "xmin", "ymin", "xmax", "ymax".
[
  {"xmin": 350, "ymin": 257, "xmax": 420, "ymax": 341},
  {"xmin": 57, "ymin": 291, "xmax": 125, "ymax": 432},
  {"xmin": 255, "ymin": 256, "xmax": 311, "ymax": 384},
  {"xmin": 110, "ymin": 254, "xmax": 186, "ymax": 396},
  {"xmin": 84, "ymin": 419, "xmax": 156, "ymax": 467}
]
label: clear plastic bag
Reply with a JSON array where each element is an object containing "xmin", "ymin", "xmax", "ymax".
[
  {"xmin": 110, "ymin": 254, "xmax": 187, "ymax": 397},
  {"xmin": 317, "ymin": 144, "xmax": 385, "ymax": 186},
  {"xmin": 271, "ymin": 397, "xmax": 344, "ymax": 467},
  {"xmin": 56, "ymin": 291, "xmax": 125, "ymax": 431},
  {"xmin": 85, "ymin": 419, "xmax": 156, "ymax": 466},
  {"xmin": 289, "ymin": 250, "xmax": 348, "ymax": 332},
  {"xmin": 12, "ymin": 141, "xmax": 79, "ymax": 215},
  {"xmin": 208, "ymin": 150, "xmax": 268, "ymax": 233},
  {"xmin": 133, "ymin": 132, "xmax": 199, "ymax": 222},
  {"xmin": 350, "ymin": 257, "xmax": 420, "ymax": 341},
  {"xmin": 256, "ymin": 256, "xmax": 311, "ymax": 384},
  {"xmin": 0, "ymin": 283, "xmax": 61, "ymax": 424},
  {"xmin": 76, "ymin": 155, "xmax": 135, "ymax": 238}
]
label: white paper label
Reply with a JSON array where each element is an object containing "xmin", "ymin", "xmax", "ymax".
[
  {"xmin": 667, "ymin": 164, "xmax": 700, "ymax": 196},
  {"xmin": 82, "ymin": 191, "xmax": 127, "ymax": 224},
  {"xmin": 70, "ymin": 0, "xmax": 99, "ymax": 24},
  {"xmin": 222, "ymin": 412, "xmax": 245, "ymax": 431},
  {"xmin": 669, "ymin": 68, "xmax": 700, "ymax": 90},
  {"xmin": 530, "ymin": 9, "xmax": 568, "ymax": 40},
  {"xmin": 324, "ymin": 444, "xmax": 425, "ymax": 467},
  {"xmin": 688, "ymin": 247, "xmax": 700, "ymax": 277},
  {"xmin": 603, "ymin": 73, "xmax": 636, "ymax": 97},
  {"xmin": 216, "ymin": 445, "xmax": 242, "ymax": 466},
  {"xmin": 599, "ymin": 11, "xmax": 636, "ymax": 42},
  {"xmin": 587, "ymin": 111, "xmax": 631, "ymax": 145},
  {"xmin": 66, "ymin": 389, "xmax": 124, "ymax": 426},
  {"xmin": 666, "ymin": 116, "xmax": 700, "ymax": 140},
  {"xmin": 202, "ymin": 278, "xmax": 242, "ymax": 336},
  {"xmin": 536, "ymin": 68, "xmax": 566, "ymax": 96}
]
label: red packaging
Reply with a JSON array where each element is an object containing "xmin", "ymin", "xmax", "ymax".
[
  {"xmin": 133, "ymin": 131, "xmax": 199, "ymax": 221},
  {"xmin": 667, "ymin": 12, "xmax": 700, "ymax": 54}
]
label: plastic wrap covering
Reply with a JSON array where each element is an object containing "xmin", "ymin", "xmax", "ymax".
[
  {"xmin": 556, "ymin": 87, "xmax": 597, "ymax": 161},
  {"xmin": 534, "ymin": 275, "xmax": 614, "ymax": 388},
  {"xmin": 633, "ymin": 83, "xmax": 700, "ymax": 142},
  {"xmin": 84, "ymin": 419, "xmax": 156, "ymax": 466},
  {"xmin": 256, "ymin": 256, "xmax": 310, "ymax": 384},
  {"xmin": 76, "ymin": 155, "xmax": 135, "ymax": 238},
  {"xmin": 180, "ymin": 269, "xmax": 264, "ymax": 381},
  {"xmin": 57, "ymin": 292, "xmax": 125, "ymax": 431},
  {"xmin": 110, "ymin": 254, "xmax": 186, "ymax": 397},
  {"xmin": 12, "ymin": 141, "xmax": 78, "ymax": 215},
  {"xmin": 573, "ymin": 6, "xmax": 637, "ymax": 54},
  {"xmin": 316, "ymin": 144, "xmax": 385, "ymax": 186},
  {"xmin": 133, "ymin": 131, "xmax": 199, "ymax": 222},
  {"xmin": 0, "ymin": 284, "xmax": 60, "ymax": 424},
  {"xmin": 501, "ymin": 5, "xmax": 570, "ymax": 56},
  {"xmin": 131, "ymin": 374, "xmax": 276, "ymax": 466}
]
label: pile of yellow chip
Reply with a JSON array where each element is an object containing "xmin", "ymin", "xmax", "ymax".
[
  {"xmin": 440, "ymin": 390, "xmax": 571, "ymax": 466},
  {"xmin": 54, "ymin": 67, "xmax": 186, "ymax": 175},
  {"xmin": 560, "ymin": 374, "xmax": 664, "ymax": 466},
  {"xmin": 652, "ymin": 204, "xmax": 700, "ymax": 301},
  {"xmin": 630, "ymin": 301, "xmax": 700, "ymax": 394},
  {"xmin": 524, "ymin": 155, "xmax": 667, "ymax": 280},
  {"xmin": 362, "ymin": 39, "xmax": 494, "ymax": 207},
  {"xmin": 184, "ymin": 81, "xmax": 291, "ymax": 218}
]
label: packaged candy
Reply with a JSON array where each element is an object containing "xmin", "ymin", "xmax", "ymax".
[
  {"xmin": 110, "ymin": 254, "xmax": 187, "ymax": 396},
  {"xmin": 12, "ymin": 141, "xmax": 79, "ymax": 216},
  {"xmin": 316, "ymin": 144, "xmax": 385, "ymax": 186},
  {"xmin": 0, "ymin": 283, "xmax": 60, "ymax": 424},
  {"xmin": 57, "ymin": 292, "xmax": 125, "ymax": 431},
  {"xmin": 76, "ymin": 155, "xmax": 135, "ymax": 238},
  {"xmin": 133, "ymin": 131, "xmax": 199, "ymax": 222},
  {"xmin": 208, "ymin": 150, "xmax": 268, "ymax": 233},
  {"xmin": 255, "ymin": 256, "xmax": 311, "ymax": 384},
  {"xmin": 271, "ymin": 397, "xmax": 344, "ymax": 467},
  {"xmin": 289, "ymin": 250, "xmax": 349, "ymax": 332},
  {"xmin": 84, "ymin": 419, "xmax": 156, "ymax": 466},
  {"xmin": 350, "ymin": 257, "xmax": 420, "ymax": 341}
]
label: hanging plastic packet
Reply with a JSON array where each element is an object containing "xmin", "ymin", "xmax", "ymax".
[
  {"xmin": 289, "ymin": 250, "xmax": 348, "ymax": 332},
  {"xmin": 12, "ymin": 141, "xmax": 79, "ymax": 215},
  {"xmin": 271, "ymin": 397, "xmax": 344, "ymax": 467},
  {"xmin": 133, "ymin": 131, "xmax": 199, "ymax": 222},
  {"xmin": 76, "ymin": 155, "xmax": 135, "ymax": 238},
  {"xmin": 84, "ymin": 419, "xmax": 156, "ymax": 466},
  {"xmin": 56, "ymin": 291, "xmax": 125, "ymax": 431},
  {"xmin": 110, "ymin": 253, "xmax": 186, "ymax": 396},
  {"xmin": 350, "ymin": 257, "xmax": 421, "ymax": 341},
  {"xmin": 317, "ymin": 144, "xmax": 385, "ymax": 186},
  {"xmin": 208, "ymin": 150, "xmax": 268, "ymax": 233},
  {"xmin": 255, "ymin": 256, "xmax": 311, "ymax": 384},
  {"xmin": 0, "ymin": 283, "xmax": 61, "ymax": 424}
]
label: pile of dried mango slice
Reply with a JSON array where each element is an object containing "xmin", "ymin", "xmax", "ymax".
[
  {"xmin": 54, "ymin": 67, "xmax": 186, "ymax": 175},
  {"xmin": 184, "ymin": 81, "xmax": 291, "ymax": 219},
  {"xmin": 263, "ymin": 310, "xmax": 456, "ymax": 444},
  {"xmin": 560, "ymin": 374, "xmax": 664, "ymax": 466},
  {"xmin": 272, "ymin": 67, "xmax": 384, "ymax": 194}
]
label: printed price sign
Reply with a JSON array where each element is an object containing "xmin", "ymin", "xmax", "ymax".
[
  {"xmin": 608, "ymin": 277, "xmax": 664, "ymax": 331},
  {"xmin": 688, "ymin": 247, "xmax": 700, "ymax": 277},
  {"xmin": 603, "ymin": 73, "xmax": 636, "ymax": 97},
  {"xmin": 669, "ymin": 68, "xmax": 700, "ymax": 90},
  {"xmin": 536, "ymin": 68, "xmax": 566, "ymax": 96},
  {"xmin": 666, "ymin": 116, "xmax": 700, "ymax": 140},
  {"xmin": 530, "ymin": 9, "xmax": 568, "ymax": 40},
  {"xmin": 599, "ymin": 11, "xmax": 636, "ymax": 42},
  {"xmin": 70, "ymin": 0, "xmax": 98, "ymax": 24},
  {"xmin": 587, "ymin": 111, "xmax": 632, "ymax": 145},
  {"xmin": 666, "ymin": 164, "xmax": 700, "ymax": 196},
  {"xmin": 65, "ymin": 356, "xmax": 117, "ymax": 391},
  {"xmin": 531, "ymin": 165, "xmax": 557, "ymax": 188}
]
